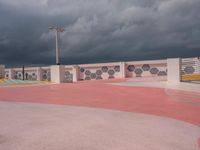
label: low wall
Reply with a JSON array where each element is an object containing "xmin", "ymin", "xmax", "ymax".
[
  {"xmin": 77, "ymin": 60, "xmax": 167, "ymax": 81},
  {"xmin": 4, "ymin": 59, "xmax": 168, "ymax": 82},
  {"xmin": 78, "ymin": 62, "xmax": 122, "ymax": 80},
  {"xmin": 3, "ymin": 57, "xmax": 200, "ymax": 83},
  {"xmin": 5, "ymin": 66, "xmax": 51, "ymax": 81},
  {"xmin": 126, "ymin": 60, "xmax": 167, "ymax": 78}
]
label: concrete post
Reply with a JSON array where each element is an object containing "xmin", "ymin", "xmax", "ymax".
[
  {"xmin": 36, "ymin": 67, "xmax": 42, "ymax": 81},
  {"xmin": 120, "ymin": 62, "xmax": 126, "ymax": 78},
  {"xmin": 167, "ymin": 58, "xmax": 181, "ymax": 83},
  {"xmin": 50, "ymin": 65, "xmax": 65, "ymax": 83},
  {"xmin": 8, "ymin": 69, "xmax": 15, "ymax": 79},
  {"xmin": 72, "ymin": 65, "xmax": 79, "ymax": 82},
  {"xmin": 198, "ymin": 57, "xmax": 200, "ymax": 74}
]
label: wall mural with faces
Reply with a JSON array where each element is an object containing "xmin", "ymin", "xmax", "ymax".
[
  {"xmin": 14, "ymin": 71, "xmax": 23, "ymax": 80},
  {"xmin": 12, "ymin": 70, "xmax": 38, "ymax": 80},
  {"xmin": 5, "ymin": 68, "xmax": 51, "ymax": 81},
  {"xmin": 64, "ymin": 69, "xmax": 73, "ymax": 82},
  {"xmin": 24, "ymin": 71, "xmax": 37, "ymax": 80},
  {"xmin": 4, "ymin": 71, "xmax": 9, "ymax": 79},
  {"xmin": 41, "ymin": 69, "xmax": 51, "ymax": 81}
]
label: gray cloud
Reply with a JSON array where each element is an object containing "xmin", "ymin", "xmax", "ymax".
[{"xmin": 0, "ymin": 0, "xmax": 200, "ymax": 66}]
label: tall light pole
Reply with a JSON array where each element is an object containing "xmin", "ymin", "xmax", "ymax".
[{"xmin": 49, "ymin": 26, "xmax": 65, "ymax": 65}]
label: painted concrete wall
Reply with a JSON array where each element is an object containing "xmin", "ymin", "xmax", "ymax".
[
  {"xmin": 181, "ymin": 57, "xmax": 200, "ymax": 75},
  {"xmin": 64, "ymin": 66, "xmax": 74, "ymax": 82},
  {"xmin": 126, "ymin": 59, "xmax": 167, "ymax": 79},
  {"xmin": 5, "ymin": 67, "xmax": 51, "ymax": 81},
  {"xmin": 4, "ymin": 59, "xmax": 168, "ymax": 83},
  {"xmin": 4, "ymin": 57, "xmax": 199, "ymax": 83},
  {"xmin": 180, "ymin": 57, "xmax": 200, "ymax": 81},
  {"xmin": 78, "ymin": 62, "xmax": 122, "ymax": 81},
  {"xmin": 77, "ymin": 60, "xmax": 167, "ymax": 81}
]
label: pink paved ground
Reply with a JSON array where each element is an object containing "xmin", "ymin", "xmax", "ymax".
[{"xmin": 0, "ymin": 79, "xmax": 200, "ymax": 126}]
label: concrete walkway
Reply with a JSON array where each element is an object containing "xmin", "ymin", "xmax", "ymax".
[
  {"xmin": 0, "ymin": 102, "xmax": 199, "ymax": 150},
  {"xmin": 112, "ymin": 78, "xmax": 200, "ymax": 93}
]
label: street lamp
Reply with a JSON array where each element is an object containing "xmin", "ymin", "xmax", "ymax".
[{"xmin": 49, "ymin": 26, "xmax": 65, "ymax": 65}]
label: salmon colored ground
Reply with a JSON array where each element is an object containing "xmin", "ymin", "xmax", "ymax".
[
  {"xmin": 198, "ymin": 138, "xmax": 200, "ymax": 148},
  {"xmin": 0, "ymin": 79, "xmax": 200, "ymax": 126}
]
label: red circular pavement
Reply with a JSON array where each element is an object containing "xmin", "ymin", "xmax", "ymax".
[{"xmin": 0, "ymin": 79, "xmax": 199, "ymax": 126}]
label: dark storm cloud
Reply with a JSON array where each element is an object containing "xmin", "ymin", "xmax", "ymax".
[{"xmin": 0, "ymin": 0, "xmax": 200, "ymax": 66}]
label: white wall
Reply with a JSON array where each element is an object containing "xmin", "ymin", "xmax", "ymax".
[
  {"xmin": 5, "ymin": 67, "xmax": 51, "ymax": 81},
  {"xmin": 3, "ymin": 59, "xmax": 168, "ymax": 82},
  {"xmin": 5, "ymin": 57, "xmax": 199, "ymax": 83},
  {"xmin": 167, "ymin": 58, "xmax": 181, "ymax": 83}
]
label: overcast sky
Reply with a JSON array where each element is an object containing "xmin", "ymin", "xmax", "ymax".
[{"xmin": 0, "ymin": 0, "xmax": 200, "ymax": 66}]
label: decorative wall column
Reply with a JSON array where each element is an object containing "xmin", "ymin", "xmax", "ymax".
[
  {"xmin": 119, "ymin": 62, "xmax": 126, "ymax": 78},
  {"xmin": 36, "ymin": 67, "xmax": 42, "ymax": 81},
  {"xmin": 72, "ymin": 65, "xmax": 80, "ymax": 82},
  {"xmin": 8, "ymin": 69, "xmax": 15, "ymax": 79},
  {"xmin": 50, "ymin": 65, "xmax": 65, "ymax": 83},
  {"xmin": 167, "ymin": 58, "xmax": 181, "ymax": 83},
  {"xmin": 198, "ymin": 57, "xmax": 200, "ymax": 74}
]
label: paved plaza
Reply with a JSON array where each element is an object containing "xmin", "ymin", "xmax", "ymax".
[{"xmin": 0, "ymin": 79, "xmax": 200, "ymax": 150}]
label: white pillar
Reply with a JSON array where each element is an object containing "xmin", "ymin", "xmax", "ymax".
[
  {"xmin": 36, "ymin": 67, "xmax": 42, "ymax": 81},
  {"xmin": 50, "ymin": 65, "xmax": 65, "ymax": 83},
  {"xmin": 167, "ymin": 58, "xmax": 181, "ymax": 83},
  {"xmin": 120, "ymin": 62, "xmax": 126, "ymax": 78},
  {"xmin": 198, "ymin": 57, "xmax": 200, "ymax": 74},
  {"xmin": 72, "ymin": 65, "xmax": 79, "ymax": 82},
  {"xmin": 8, "ymin": 69, "xmax": 15, "ymax": 79}
]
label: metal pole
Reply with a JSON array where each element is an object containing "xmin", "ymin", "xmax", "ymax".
[
  {"xmin": 198, "ymin": 57, "xmax": 200, "ymax": 74},
  {"xmin": 55, "ymin": 30, "xmax": 59, "ymax": 65},
  {"xmin": 22, "ymin": 65, "xmax": 24, "ymax": 80},
  {"xmin": 49, "ymin": 26, "xmax": 64, "ymax": 65}
]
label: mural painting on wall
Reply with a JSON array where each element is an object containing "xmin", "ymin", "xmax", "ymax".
[
  {"xmin": 80, "ymin": 65, "xmax": 120, "ymax": 80},
  {"xmin": 181, "ymin": 58, "xmax": 199, "ymax": 75},
  {"xmin": 13, "ymin": 70, "xmax": 38, "ymax": 80},
  {"xmin": 181, "ymin": 58, "xmax": 200, "ymax": 81},
  {"xmin": 5, "ymin": 71, "xmax": 9, "ymax": 78},
  {"xmin": 14, "ymin": 71, "xmax": 22, "ymax": 80},
  {"xmin": 64, "ymin": 70, "xmax": 73, "ymax": 82},
  {"xmin": 42, "ymin": 69, "xmax": 51, "ymax": 81},
  {"xmin": 24, "ymin": 72, "xmax": 37, "ymax": 80},
  {"xmin": 183, "ymin": 66, "xmax": 195, "ymax": 75},
  {"xmin": 127, "ymin": 64, "xmax": 167, "ymax": 77}
]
